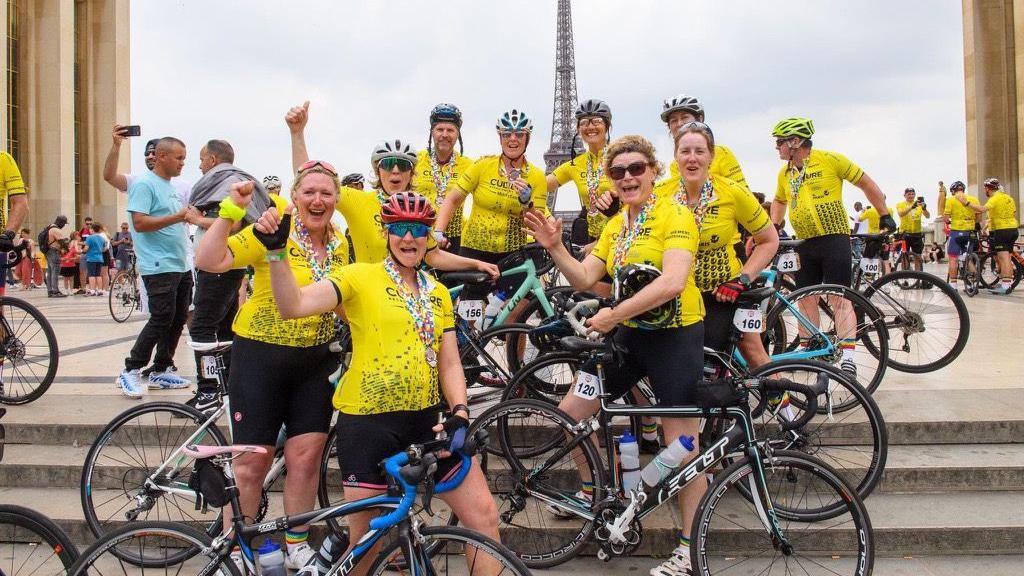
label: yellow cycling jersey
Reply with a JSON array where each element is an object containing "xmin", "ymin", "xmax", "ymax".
[
  {"xmin": 552, "ymin": 149, "xmax": 613, "ymax": 239},
  {"xmin": 455, "ymin": 155, "xmax": 549, "ymax": 253},
  {"xmin": 592, "ymin": 194, "xmax": 704, "ymax": 328},
  {"xmin": 337, "ymin": 186, "xmax": 436, "ymax": 263},
  {"xmin": 684, "ymin": 175, "xmax": 771, "ymax": 292},
  {"xmin": 944, "ymin": 194, "xmax": 980, "ymax": 231},
  {"xmin": 228, "ymin": 195, "xmax": 350, "ymax": 347},
  {"xmin": 985, "ymin": 191, "xmax": 1018, "ymax": 231},
  {"xmin": 412, "ymin": 150, "xmax": 474, "ymax": 239},
  {"xmin": 774, "ymin": 149, "xmax": 864, "ymax": 239},
  {"xmin": 895, "ymin": 201, "xmax": 925, "ymax": 233},
  {"xmin": 328, "ymin": 262, "xmax": 455, "ymax": 415},
  {"xmin": 0, "ymin": 152, "xmax": 27, "ymax": 231},
  {"xmin": 858, "ymin": 205, "xmax": 896, "ymax": 234}
]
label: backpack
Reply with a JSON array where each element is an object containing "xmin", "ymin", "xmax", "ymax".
[{"xmin": 37, "ymin": 225, "xmax": 55, "ymax": 249}]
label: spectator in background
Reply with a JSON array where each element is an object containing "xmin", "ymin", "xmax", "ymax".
[
  {"xmin": 77, "ymin": 216, "xmax": 93, "ymax": 293},
  {"xmin": 97, "ymin": 222, "xmax": 113, "ymax": 290},
  {"xmin": 112, "ymin": 222, "xmax": 133, "ymax": 271},
  {"xmin": 84, "ymin": 223, "xmax": 107, "ymax": 296},
  {"xmin": 70, "ymin": 231, "xmax": 86, "ymax": 294},
  {"xmin": 850, "ymin": 201, "xmax": 867, "ymax": 259},
  {"xmin": 60, "ymin": 237, "xmax": 78, "ymax": 294},
  {"xmin": 43, "ymin": 215, "xmax": 68, "ymax": 297},
  {"xmin": 16, "ymin": 228, "xmax": 42, "ymax": 290}
]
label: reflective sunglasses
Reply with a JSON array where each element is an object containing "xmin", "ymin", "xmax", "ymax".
[
  {"xmin": 499, "ymin": 131, "xmax": 527, "ymax": 140},
  {"xmin": 378, "ymin": 157, "xmax": 414, "ymax": 172},
  {"xmin": 608, "ymin": 161, "xmax": 650, "ymax": 181},
  {"xmin": 578, "ymin": 117, "xmax": 606, "ymax": 128},
  {"xmin": 386, "ymin": 221, "xmax": 431, "ymax": 238},
  {"xmin": 297, "ymin": 159, "xmax": 338, "ymax": 176},
  {"xmin": 774, "ymin": 137, "xmax": 792, "ymax": 147}
]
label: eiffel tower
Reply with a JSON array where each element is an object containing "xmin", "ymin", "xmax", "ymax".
[{"xmin": 543, "ymin": 0, "xmax": 581, "ymax": 210}]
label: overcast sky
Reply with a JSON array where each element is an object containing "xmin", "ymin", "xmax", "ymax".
[{"xmin": 130, "ymin": 0, "xmax": 967, "ymax": 216}]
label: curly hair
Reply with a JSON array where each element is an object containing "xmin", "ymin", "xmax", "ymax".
[{"xmin": 603, "ymin": 135, "xmax": 664, "ymax": 179}]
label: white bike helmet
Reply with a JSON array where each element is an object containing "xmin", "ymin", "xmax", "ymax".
[
  {"xmin": 370, "ymin": 139, "xmax": 418, "ymax": 166},
  {"xmin": 660, "ymin": 94, "xmax": 705, "ymax": 123}
]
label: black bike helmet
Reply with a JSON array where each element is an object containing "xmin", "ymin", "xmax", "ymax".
[
  {"xmin": 341, "ymin": 173, "xmax": 365, "ymax": 187},
  {"xmin": 575, "ymin": 98, "xmax": 612, "ymax": 126},
  {"xmin": 613, "ymin": 264, "xmax": 678, "ymax": 329},
  {"xmin": 949, "ymin": 180, "xmax": 966, "ymax": 192}
]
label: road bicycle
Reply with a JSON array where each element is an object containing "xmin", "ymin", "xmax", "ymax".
[
  {"xmin": 68, "ymin": 431, "xmax": 531, "ymax": 576},
  {"xmin": 0, "ymin": 244, "xmax": 60, "ymax": 405},
  {"xmin": 0, "ymin": 408, "xmax": 80, "ymax": 573},
  {"xmin": 978, "ymin": 237, "xmax": 1024, "ymax": 292},
  {"xmin": 469, "ymin": 318, "xmax": 873, "ymax": 574},
  {"xmin": 109, "ymin": 250, "xmax": 141, "ymax": 322}
]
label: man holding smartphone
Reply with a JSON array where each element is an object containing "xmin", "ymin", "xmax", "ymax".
[{"xmin": 896, "ymin": 187, "xmax": 930, "ymax": 271}]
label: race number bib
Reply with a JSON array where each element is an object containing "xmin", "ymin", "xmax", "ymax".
[
  {"xmin": 733, "ymin": 308, "xmax": 765, "ymax": 333},
  {"xmin": 457, "ymin": 300, "xmax": 484, "ymax": 322},
  {"xmin": 778, "ymin": 251, "xmax": 800, "ymax": 272},
  {"xmin": 574, "ymin": 371, "xmax": 601, "ymax": 400},
  {"xmin": 860, "ymin": 258, "xmax": 881, "ymax": 275},
  {"xmin": 201, "ymin": 355, "xmax": 220, "ymax": 380}
]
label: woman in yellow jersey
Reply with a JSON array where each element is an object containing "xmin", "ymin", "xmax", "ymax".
[
  {"xmin": 256, "ymin": 192, "xmax": 501, "ymax": 572},
  {"xmin": 546, "ymin": 99, "xmax": 618, "ymax": 248},
  {"xmin": 433, "ymin": 109, "xmax": 549, "ymax": 303},
  {"xmin": 981, "ymin": 178, "xmax": 1019, "ymax": 294},
  {"xmin": 283, "ymin": 100, "xmax": 497, "ymax": 277},
  {"xmin": 673, "ymin": 121, "xmax": 779, "ymax": 370},
  {"xmin": 942, "ymin": 180, "xmax": 983, "ymax": 288},
  {"xmin": 525, "ymin": 135, "xmax": 706, "ymax": 576},
  {"xmin": 195, "ymin": 163, "xmax": 348, "ymax": 568},
  {"xmin": 413, "ymin": 103, "xmax": 475, "ymax": 253}
]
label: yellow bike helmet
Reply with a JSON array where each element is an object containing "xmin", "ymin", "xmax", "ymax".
[{"xmin": 772, "ymin": 117, "xmax": 815, "ymax": 140}]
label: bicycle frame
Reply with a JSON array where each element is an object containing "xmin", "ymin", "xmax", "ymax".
[{"xmin": 449, "ymin": 250, "xmax": 555, "ymax": 327}]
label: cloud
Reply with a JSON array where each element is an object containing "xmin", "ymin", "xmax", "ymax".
[{"xmin": 131, "ymin": 0, "xmax": 966, "ymax": 215}]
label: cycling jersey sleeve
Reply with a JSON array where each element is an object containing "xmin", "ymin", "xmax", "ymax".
[
  {"xmin": 735, "ymin": 187, "xmax": 771, "ymax": 235},
  {"xmin": 0, "ymin": 152, "xmax": 26, "ymax": 197},
  {"xmin": 826, "ymin": 150, "xmax": 864, "ymax": 186},
  {"xmin": 552, "ymin": 160, "xmax": 574, "ymax": 186},
  {"xmin": 591, "ymin": 217, "xmax": 615, "ymax": 263},
  {"xmin": 455, "ymin": 160, "xmax": 484, "ymax": 196}
]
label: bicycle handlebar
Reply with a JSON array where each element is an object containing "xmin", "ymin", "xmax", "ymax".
[{"xmin": 759, "ymin": 370, "xmax": 828, "ymax": 431}]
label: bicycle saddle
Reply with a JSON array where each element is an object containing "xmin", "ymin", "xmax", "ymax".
[
  {"xmin": 440, "ymin": 271, "xmax": 492, "ymax": 286},
  {"xmin": 558, "ymin": 336, "xmax": 607, "ymax": 353},
  {"xmin": 735, "ymin": 286, "xmax": 775, "ymax": 305}
]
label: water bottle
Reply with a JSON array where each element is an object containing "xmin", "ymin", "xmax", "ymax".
[
  {"xmin": 257, "ymin": 541, "xmax": 287, "ymax": 576},
  {"xmin": 618, "ymin": 432, "xmax": 642, "ymax": 492},
  {"xmin": 482, "ymin": 290, "xmax": 507, "ymax": 329},
  {"xmin": 297, "ymin": 531, "xmax": 351, "ymax": 575},
  {"xmin": 639, "ymin": 435, "xmax": 695, "ymax": 490}
]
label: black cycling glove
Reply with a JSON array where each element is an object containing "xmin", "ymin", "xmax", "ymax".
[
  {"xmin": 879, "ymin": 214, "xmax": 897, "ymax": 233},
  {"xmin": 0, "ymin": 230, "xmax": 16, "ymax": 253},
  {"xmin": 253, "ymin": 213, "xmax": 291, "ymax": 251},
  {"xmin": 598, "ymin": 196, "xmax": 621, "ymax": 217},
  {"xmin": 443, "ymin": 414, "xmax": 470, "ymax": 453}
]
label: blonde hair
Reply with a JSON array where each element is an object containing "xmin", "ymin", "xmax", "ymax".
[
  {"xmin": 604, "ymin": 135, "xmax": 664, "ymax": 179},
  {"xmin": 673, "ymin": 121, "xmax": 716, "ymax": 155},
  {"xmin": 291, "ymin": 167, "xmax": 341, "ymax": 195}
]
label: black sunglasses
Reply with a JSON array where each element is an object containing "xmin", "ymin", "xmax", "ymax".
[{"xmin": 608, "ymin": 161, "xmax": 650, "ymax": 181}]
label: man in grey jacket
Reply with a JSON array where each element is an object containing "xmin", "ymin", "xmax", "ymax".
[{"xmin": 185, "ymin": 139, "xmax": 271, "ymax": 411}]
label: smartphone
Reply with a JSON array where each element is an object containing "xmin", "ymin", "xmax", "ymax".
[
  {"xmin": 119, "ymin": 125, "xmax": 141, "ymax": 137},
  {"xmin": 916, "ymin": 196, "xmax": 925, "ymax": 205}
]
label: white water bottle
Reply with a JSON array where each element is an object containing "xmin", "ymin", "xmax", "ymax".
[
  {"xmin": 639, "ymin": 434, "xmax": 695, "ymax": 490},
  {"xmin": 618, "ymin": 432, "xmax": 642, "ymax": 492},
  {"xmin": 257, "ymin": 541, "xmax": 287, "ymax": 576},
  {"xmin": 482, "ymin": 290, "xmax": 507, "ymax": 329}
]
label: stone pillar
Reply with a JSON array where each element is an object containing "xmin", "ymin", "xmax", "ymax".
[
  {"xmin": 1, "ymin": 0, "xmax": 8, "ymax": 146},
  {"xmin": 20, "ymin": 0, "xmax": 76, "ymax": 232},
  {"xmin": 963, "ymin": 0, "xmax": 1021, "ymax": 209}
]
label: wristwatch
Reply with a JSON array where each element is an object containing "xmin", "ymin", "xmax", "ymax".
[{"xmin": 738, "ymin": 273, "xmax": 752, "ymax": 288}]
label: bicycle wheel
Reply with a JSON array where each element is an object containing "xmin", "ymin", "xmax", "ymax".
[
  {"xmin": 693, "ymin": 450, "xmax": 873, "ymax": 576},
  {"xmin": 765, "ymin": 284, "xmax": 889, "ymax": 395},
  {"xmin": 963, "ymin": 253, "xmax": 981, "ymax": 297},
  {"xmin": 367, "ymin": 525, "xmax": 531, "ymax": 576},
  {"xmin": 471, "ymin": 398, "xmax": 606, "ymax": 568},
  {"xmin": 0, "ymin": 504, "xmax": 79, "ymax": 574},
  {"xmin": 80, "ymin": 401, "xmax": 228, "ymax": 565},
  {"xmin": 68, "ymin": 520, "xmax": 239, "ymax": 576},
  {"xmin": 462, "ymin": 323, "xmax": 536, "ymax": 414},
  {"xmin": 108, "ymin": 271, "xmax": 137, "ymax": 323},
  {"xmin": 745, "ymin": 360, "xmax": 887, "ymax": 510},
  {"xmin": 500, "ymin": 286, "xmax": 574, "ymax": 371},
  {"xmin": 0, "ymin": 297, "xmax": 59, "ymax": 405},
  {"xmin": 317, "ymin": 425, "xmax": 458, "ymax": 542},
  {"xmin": 978, "ymin": 252, "xmax": 1000, "ymax": 288},
  {"xmin": 862, "ymin": 270, "xmax": 969, "ymax": 373},
  {"xmin": 501, "ymin": 350, "xmax": 579, "ymax": 405}
]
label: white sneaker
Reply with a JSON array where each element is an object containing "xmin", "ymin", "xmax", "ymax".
[
  {"xmin": 545, "ymin": 490, "xmax": 592, "ymax": 519},
  {"xmin": 148, "ymin": 367, "xmax": 192, "ymax": 390},
  {"xmin": 285, "ymin": 542, "xmax": 317, "ymax": 570},
  {"xmin": 650, "ymin": 543, "xmax": 692, "ymax": 576},
  {"xmin": 118, "ymin": 369, "xmax": 144, "ymax": 399}
]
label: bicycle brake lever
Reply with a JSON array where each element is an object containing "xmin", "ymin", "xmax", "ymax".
[{"xmin": 422, "ymin": 472, "xmax": 437, "ymax": 516}]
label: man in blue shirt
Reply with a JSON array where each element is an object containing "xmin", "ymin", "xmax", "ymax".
[{"xmin": 117, "ymin": 137, "xmax": 201, "ymax": 398}]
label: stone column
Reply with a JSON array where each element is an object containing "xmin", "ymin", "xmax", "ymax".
[{"xmin": 1, "ymin": 0, "xmax": 8, "ymax": 147}]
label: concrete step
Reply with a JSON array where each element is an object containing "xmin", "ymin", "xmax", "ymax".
[
  {"xmin": 3, "ymin": 388, "xmax": 1023, "ymax": 446},
  {"xmin": 2, "ymin": 486, "xmax": 1022, "ymax": 556},
  {"xmin": 5, "ymin": 442, "xmax": 1024, "ymax": 495}
]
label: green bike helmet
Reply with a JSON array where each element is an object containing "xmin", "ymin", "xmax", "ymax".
[{"xmin": 772, "ymin": 117, "xmax": 815, "ymax": 139}]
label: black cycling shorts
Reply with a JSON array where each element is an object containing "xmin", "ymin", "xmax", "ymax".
[
  {"xmin": 584, "ymin": 323, "xmax": 704, "ymax": 406},
  {"xmin": 795, "ymin": 234, "xmax": 852, "ymax": 288},
  {"xmin": 334, "ymin": 407, "xmax": 464, "ymax": 489},
  {"xmin": 904, "ymin": 233, "xmax": 924, "ymax": 255},
  {"xmin": 228, "ymin": 336, "xmax": 337, "ymax": 446},
  {"xmin": 989, "ymin": 228, "xmax": 1020, "ymax": 252},
  {"xmin": 702, "ymin": 292, "xmax": 744, "ymax": 353}
]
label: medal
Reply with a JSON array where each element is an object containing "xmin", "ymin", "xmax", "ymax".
[
  {"xmin": 382, "ymin": 258, "xmax": 438, "ymax": 369},
  {"xmin": 584, "ymin": 149, "xmax": 606, "ymax": 218},
  {"xmin": 787, "ymin": 162, "xmax": 808, "ymax": 208},
  {"xmin": 425, "ymin": 348, "xmax": 438, "ymax": 368},
  {"xmin": 611, "ymin": 193, "xmax": 657, "ymax": 275},
  {"xmin": 675, "ymin": 178, "xmax": 714, "ymax": 231}
]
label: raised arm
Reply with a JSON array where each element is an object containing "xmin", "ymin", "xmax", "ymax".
[
  {"xmin": 103, "ymin": 124, "xmax": 130, "ymax": 192},
  {"xmin": 196, "ymin": 181, "xmax": 256, "ymax": 272},
  {"xmin": 523, "ymin": 209, "xmax": 606, "ymax": 290},
  {"xmin": 286, "ymin": 101, "xmax": 311, "ymax": 173}
]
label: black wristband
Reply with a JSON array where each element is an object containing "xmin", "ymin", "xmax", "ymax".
[{"xmin": 450, "ymin": 403, "xmax": 470, "ymax": 418}]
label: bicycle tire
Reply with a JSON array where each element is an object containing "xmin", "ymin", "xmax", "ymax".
[
  {"xmin": 366, "ymin": 525, "xmax": 531, "ymax": 576},
  {"xmin": 765, "ymin": 284, "xmax": 889, "ymax": 396},
  {"xmin": 108, "ymin": 271, "xmax": 137, "ymax": 323},
  {"xmin": 0, "ymin": 504, "xmax": 79, "ymax": 574},
  {"xmin": 317, "ymin": 426, "xmax": 459, "ymax": 546},
  {"xmin": 80, "ymin": 401, "xmax": 229, "ymax": 566},
  {"xmin": 68, "ymin": 520, "xmax": 240, "ymax": 576},
  {"xmin": 963, "ymin": 253, "xmax": 981, "ymax": 296},
  {"xmin": 692, "ymin": 450, "xmax": 873, "ymax": 576},
  {"xmin": 464, "ymin": 323, "xmax": 537, "ymax": 411},
  {"xmin": 978, "ymin": 252, "xmax": 1000, "ymax": 289},
  {"xmin": 743, "ymin": 360, "xmax": 887, "ymax": 511},
  {"xmin": 470, "ymin": 398, "xmax": 606, "ymax": 568},
  {"xmin": 0, "ymin": 297, "xmax": 60, "ymax": 405},
  {"xmin": 499, "ymin": 285, "xmax": 574, "ymax": 374},
  {"xmin": 862, "ymin": 269, "xmax": 970, "ymax": 373}
]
